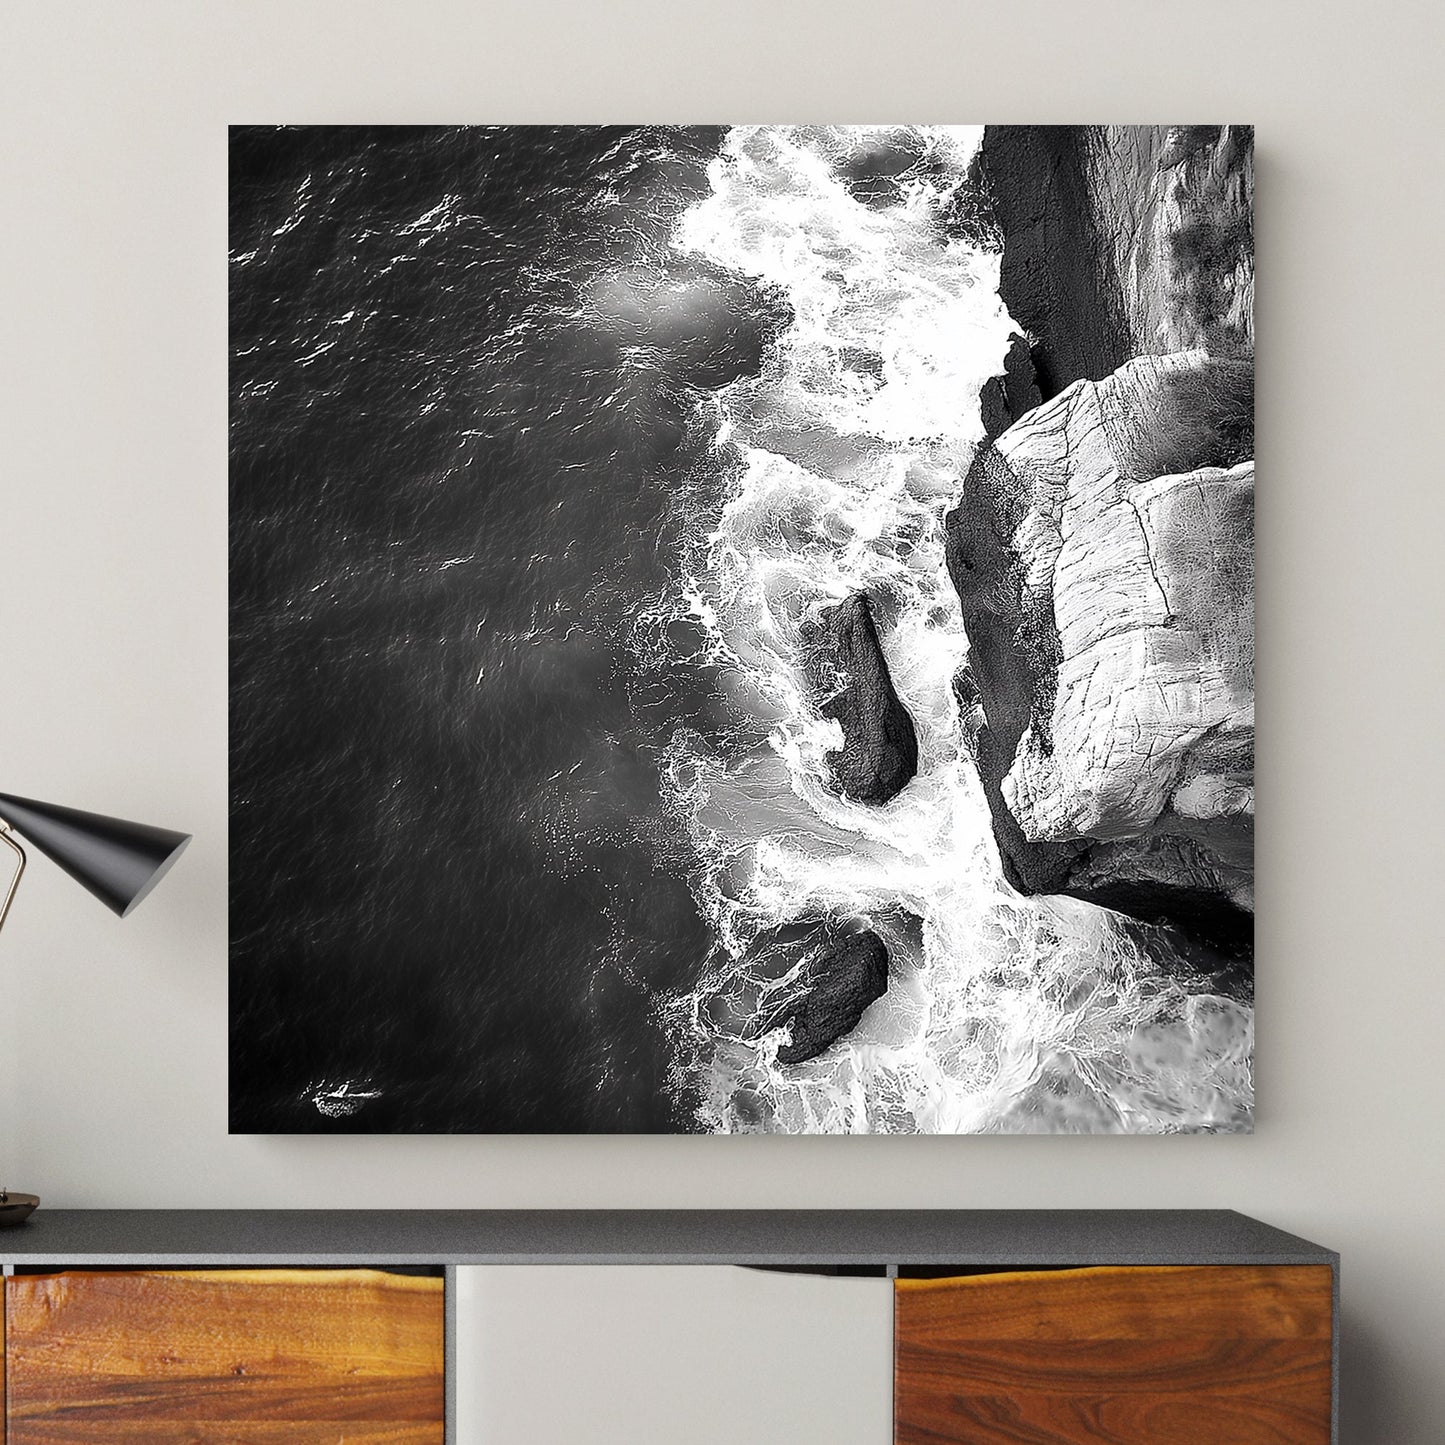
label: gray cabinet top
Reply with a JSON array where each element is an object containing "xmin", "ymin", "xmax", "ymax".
[{"xmin": 0, "ymin": 1209, "xmax": 1336, "ymax": 1267}]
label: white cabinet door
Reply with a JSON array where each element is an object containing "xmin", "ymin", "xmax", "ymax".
[{"xmin": 456, "ymin": 1265, "xmax": 892, "ymax": 1445}]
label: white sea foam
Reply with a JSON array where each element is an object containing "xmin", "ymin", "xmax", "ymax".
[
  {"xmin": 304, "ymin": 1078, "xmax": 383, "ymax": 1119},
  {"xmin": 656, "ymin": 125, "xmax": 1252, "ymax": 1133}
]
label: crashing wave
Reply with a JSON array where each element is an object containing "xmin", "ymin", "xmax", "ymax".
[{"xmin": 642, "ymin": 125, "xmax": 1251, "ymax": 1134}]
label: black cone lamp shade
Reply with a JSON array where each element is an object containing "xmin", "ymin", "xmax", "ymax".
[
  {"xmin": 0, "ymin": 792, "xmax": 190, "ymax": 1226},
  {"xmin": 0, "ymin": 793, "xmax": 191, "ymax": 919}
]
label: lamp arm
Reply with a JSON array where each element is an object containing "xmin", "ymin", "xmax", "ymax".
[
  {"xmin": 0, "ymin": 823, "xmax": 24, "ymax": 1203},
  {"xmin": 0, "ymin": 820, "xmax": 25, "ymax": 934}
]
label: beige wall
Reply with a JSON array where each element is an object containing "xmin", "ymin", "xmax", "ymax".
[{"xmin": 2, "ymin": 3, "xmax": 1441, "ymax": 1440}]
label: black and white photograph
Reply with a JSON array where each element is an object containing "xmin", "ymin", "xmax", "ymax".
[{"xmin": 230, "ymin": 123, "xmax": 1255, "ymax": 1134}]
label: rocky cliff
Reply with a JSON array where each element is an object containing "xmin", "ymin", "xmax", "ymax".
[
  {"xmin": 946, "ymin": 351, "xmax": 1254, "ymax": 956},
  {"xmin": 978, "ymin": 124, "xmax": 1254, "ymax": 399},
  {"xmin": 976, "ymin": 126, "xmax": 1134, "ymax": 399}
]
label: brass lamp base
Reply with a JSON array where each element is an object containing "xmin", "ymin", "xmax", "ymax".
[{"xmin": 0, "ymin": 1189, "xmax": 40, "ymax": 1226}]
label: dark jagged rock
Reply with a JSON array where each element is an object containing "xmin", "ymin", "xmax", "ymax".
[
  {"xmin": 981, "ymin": 125, "xmax": 1254, "ymax": 382},
  {"xmin": 978, "ymin": 331, "xmax": 1043, "ymax": 441},
  {"xmin": 978, "ymin": 126, "xmax": 1132, "ymax": 399},
  {"xmin": 951, "ymin": 663, "xmax": 987, "ymax": 762},
  {"xmin": 999, "ymin": 330, "xmax": 1042, "ymax": 428},
  {"xmin": 762, "ymin": 929, "xmax": 891, "ymax": 1066},
  {"xmin": 806, "ymin": 594, "xmax": 918, "ymax": 805}
]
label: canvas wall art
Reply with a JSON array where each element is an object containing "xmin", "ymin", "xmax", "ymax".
[{"xmin": 230, "ymin": 125, "xmax": 1254, "ymax": 1134}]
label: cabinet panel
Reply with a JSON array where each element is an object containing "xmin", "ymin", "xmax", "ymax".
[
  {"xmin": 4, "ymin": 1269, "xmax": 444, "ymax": 1444},
  {"xmin": 895, "ymin": 1264, "xmax": 1333, "ymax": 1445},
  {"xmin": 456, "ymin": 1264, "xmax": 892, "ymax": 1445}
]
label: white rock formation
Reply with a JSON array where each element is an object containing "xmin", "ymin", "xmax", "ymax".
[{"xmin": 947, "ymin": 351, "xmax": 1255, "ymax": 922}]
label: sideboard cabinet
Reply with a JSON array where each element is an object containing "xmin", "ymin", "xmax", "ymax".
[
  {"xmin": 894, "ymin": 1263, "xmax": 1333, "ymax": 1444},
  {"xmin": 2, "ymin": 1268, "xmax": 444, "ymax": 1442},
  {"xmin": 0, "ymin": 1210, "xmax": 1338, "ymax": 1444}
]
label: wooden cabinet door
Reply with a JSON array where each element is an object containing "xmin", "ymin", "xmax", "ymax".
[
  {"xmin": 4, "ymin": 1268, "xmax": 444, "ymax": 1444},
  {"xmin": 895, "ymin": 1264, "xmax": 1334, "ymax": 1445}
]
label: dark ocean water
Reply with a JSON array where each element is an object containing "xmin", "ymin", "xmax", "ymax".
[{"xmin": 230, "ymin": 126, "xmax": 773, "ymax": 1131}]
